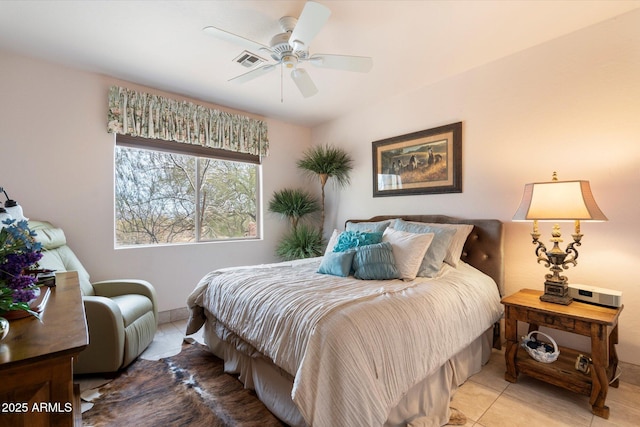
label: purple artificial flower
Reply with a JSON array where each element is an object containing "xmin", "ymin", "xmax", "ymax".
[
  {"xmin": 0, "ymin": 219, "xmax": 43, "ymax": 316},
  {"xmin": 8, "ymin": 274, "xmax": 37, "ymax": 291},
  {"xmin": 2, "ymin": 253, "xmax": 35, "ymax": 276},
  {"xmin": 12, "ymin": 287, "xmax": 36, "ymax": 303}
]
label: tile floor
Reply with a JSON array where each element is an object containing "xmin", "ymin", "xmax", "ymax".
[
  {"xmin": 450, "ymin": 349, "xmax": 640, "ymax": 427},
  {"xmin": 141, "ymin": 321, "xmax": 640, "ymax": 427}
]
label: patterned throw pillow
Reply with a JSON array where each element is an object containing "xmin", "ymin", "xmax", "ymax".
[{"xmin": 332, "ymin": 231, "xmax": 384, "ymax": 252}]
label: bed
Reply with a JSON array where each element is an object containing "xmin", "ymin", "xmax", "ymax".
[{"xmin": 186, "ymin": 215, "xmax": 504, "ymax": 427}]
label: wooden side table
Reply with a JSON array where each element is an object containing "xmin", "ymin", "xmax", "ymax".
[
  {"xmin": 502, "ymin": 288, "xmax": 622, "ymax": 419},
  {"xmin": 0, "ymin": 271, "xmax": 89, "ymax": 427}
]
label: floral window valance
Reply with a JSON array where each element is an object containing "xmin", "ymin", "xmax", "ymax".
[{"xmin": 107, "ymin": 86, "xmax": 269, "ymax": 158}]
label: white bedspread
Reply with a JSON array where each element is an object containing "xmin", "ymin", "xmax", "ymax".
[{"xmin": 187, "ymin": 258, "xmax": 503, "ymax": 427}]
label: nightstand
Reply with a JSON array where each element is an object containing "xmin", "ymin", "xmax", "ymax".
[{"xmin": 501, "ymin": 288, "xmax": 623, "ymax": 419}]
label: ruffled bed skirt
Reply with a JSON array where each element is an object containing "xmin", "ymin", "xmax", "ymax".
[{"xmin": 202, "ymin": 318, "xmax": 494, "ymax": 427}]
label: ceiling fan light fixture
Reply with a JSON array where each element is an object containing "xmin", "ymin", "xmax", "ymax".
[{"xmin": 282, "ymin": 55, "xmax": 298, "ymax": 69}]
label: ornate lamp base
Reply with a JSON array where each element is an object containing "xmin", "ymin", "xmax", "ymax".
[{"xmin": 540, "ymin": 280, "xmax": 573, "ymax": 305}]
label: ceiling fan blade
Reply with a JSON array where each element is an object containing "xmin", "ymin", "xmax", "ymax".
[
  {"xmin": 291, "ymin": 68, "xmax": 318, "ymax": 98},
  {"xmin": 203, "ymin": 26, "xmax": 271, "ymax": 53},
  {"xmin": 229, "ymin": 64, "xmax": 276, "ymax": 84},
  {"xmin": 308, "ymin": 54, "xmax": 373, "ymax": 73},
  {"xmin": 288, "ymin": 1, "xmax": 331, "ymax": 51}
]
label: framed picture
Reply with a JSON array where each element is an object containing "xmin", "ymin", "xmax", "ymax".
[{"xmin": 372, "ymin": 122, "xmax": 462, "ymax": 197}]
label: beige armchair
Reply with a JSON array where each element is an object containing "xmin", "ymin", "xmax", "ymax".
[{"xmin": 30, "ymin": 220, "xmax": 158, "ymax": 374}]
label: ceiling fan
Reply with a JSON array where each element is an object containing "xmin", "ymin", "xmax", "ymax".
[{"xmin": 203, "ymin": 1, "xmax": 373, "ymax": 98}]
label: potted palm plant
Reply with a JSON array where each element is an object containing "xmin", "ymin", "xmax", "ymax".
[
  {"xmin": 268, "ymin": 188, "xmax": 323, "ymax": 260},
  {"xmin": 268, "ymin": 188, "xmax": 319, "ymax": 231},
  {"xmin": 296, "ymin": 144, "xmax": 353, "ymax": 238},
  {"xmin": 273, "ymin": 224, "xmax": 324, "ymax": 261}
]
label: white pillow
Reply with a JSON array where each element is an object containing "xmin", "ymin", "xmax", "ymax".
[
  {"xmin": 382, "ymin": 227, "xmax": 434, "ymax": 280},
  {"xmin": 424, "ymin": 223, "xmax": 473, "ymax": 267},
  {"xmin": 324, "ymin": 229, "xmax": 341, "ymax": 255}
]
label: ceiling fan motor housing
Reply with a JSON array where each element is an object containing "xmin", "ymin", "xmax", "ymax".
[
  {"xmin": 270, "ymin": 16, "xmax": 309, "ymax": 63},
  {"xmin": 278, "ymin": 16, "xmax": 297, "ymax": 32}
]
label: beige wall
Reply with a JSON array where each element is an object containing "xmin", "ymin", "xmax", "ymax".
[
  {"xmin": 313, "ymin": 10, "xmax": 640, "ymax": 364},
  {"xmin": 0, "ymin": 49, "xmax": 313, "ymax": 313},
  {"xmin": 1, "ymin": 9, "xmax": 638, "ymax": 365}
]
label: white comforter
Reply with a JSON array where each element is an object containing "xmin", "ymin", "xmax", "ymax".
[{"xmin": 187, "ymin": 258, "xmax": 503, "ymax": 427}]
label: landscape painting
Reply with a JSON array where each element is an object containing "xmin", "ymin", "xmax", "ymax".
[{"xmin": 372, "ymin": 122, "xmax": 462, "ymax": 197}]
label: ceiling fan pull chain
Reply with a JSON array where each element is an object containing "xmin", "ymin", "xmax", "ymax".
[{"xmin": 280, "ymin": 63, "xmax": 284, "ymax": 103}]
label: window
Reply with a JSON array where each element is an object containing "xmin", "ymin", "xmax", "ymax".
[{"xmin": 115, "ymin": 136, "xmax": 260, "ymax": 247}]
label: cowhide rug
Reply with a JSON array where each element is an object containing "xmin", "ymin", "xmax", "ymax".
[
  {"xmin": 81, "ymin": 340, "xmax": 286, "ymax": 427},
  {"xmin": 82, "ymin": 340, "xmax": 467, "ymax": 427}
]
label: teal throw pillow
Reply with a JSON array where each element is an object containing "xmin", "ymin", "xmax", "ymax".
[
  {"xmin": 333, "ymin": 231, "xmax": 383, "ymax": 253},
  {"xmin": 352, "ymin": 242, "xmax": 400, "ymax": 280},
  {"xmin": 317, "ymin": 250, "xmax": 356, "ymax": 277}
]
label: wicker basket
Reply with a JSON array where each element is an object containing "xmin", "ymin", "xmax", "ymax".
[{"xmin": 521, "ymin": 331, "xmax": 559, "ymax": 363}]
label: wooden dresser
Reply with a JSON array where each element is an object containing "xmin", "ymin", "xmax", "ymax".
[{"xmin": 0, "ymin": 271, "xmax": 88, "ymax": 427}]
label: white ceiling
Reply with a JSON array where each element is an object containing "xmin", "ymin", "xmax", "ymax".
[{"xmin": 0, "ymin": 1, "xmax": 638, "ymax": 127}]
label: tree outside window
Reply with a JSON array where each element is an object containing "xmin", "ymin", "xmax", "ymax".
[{"xmin": 115, "ymin": 145, "xmax": 259, "ymax": 246}]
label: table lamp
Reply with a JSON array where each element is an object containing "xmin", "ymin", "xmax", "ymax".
[{"xmin": 513, "ymin": 172, "xmax": 607, "ymax": 304}]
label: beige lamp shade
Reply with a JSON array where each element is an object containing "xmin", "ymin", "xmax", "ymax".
[{"xmin": 513, "ymin": 179, "xmax": 607, "ymax": 222}]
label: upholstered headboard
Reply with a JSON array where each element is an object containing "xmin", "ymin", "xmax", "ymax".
[{"xmin": 346, "ymin": 215, "xmax": 504, "ymax": 295}]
